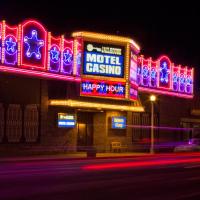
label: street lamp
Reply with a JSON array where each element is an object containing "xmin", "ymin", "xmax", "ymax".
[{"xmin": 150, "ymin": 95, "xmax": 156, "ymax": 154}]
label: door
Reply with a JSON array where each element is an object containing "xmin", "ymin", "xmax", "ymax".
[{"xmin": 77, "ymin": 112, "xmax": 93, "ymax": 151}]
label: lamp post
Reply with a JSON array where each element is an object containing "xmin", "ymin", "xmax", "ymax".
[{"xmin": 150, "ymin": 95, "xmax": 156, "ymax": 154}]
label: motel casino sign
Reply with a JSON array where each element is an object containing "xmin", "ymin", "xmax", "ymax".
[{"xmin": 0, "ymin": 19, "xmax": 194, "ymax": 100}]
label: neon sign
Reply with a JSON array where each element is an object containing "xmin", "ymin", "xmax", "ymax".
[
  {"xmin": 61, "ymin": 39, "xmax": 73, "ymax": 75},
  {"xmin": 159, "ymin": 56, "xmax": 171, "ymax": 89},
  {"xmin": 4, "ymin": 24, "xmax": 18, "ymax": 66},
  {"xmin": 24, "ymin": 30, "xmax": 44, "ymax": 59},
  {"xmin": 48, "ymin": 35, "xmax": 61, "ymax": 73},
  {"xmin": 81, "ymin": 79, "xmax": 126, "ymax": 99},
  {"xmin": 0, "ymin": 19, "xmax": 77, "ymax": 82},
  {"xmin": 138, "ymin": 55, "xmax": 194, "ymax": 98},
  {"xmin": 21, "ymin": 20, "xmax": 47, "ymax": 70},
  {"xmin": 83, "ymin": 42, "xmax": 124, "ymax": 78}
]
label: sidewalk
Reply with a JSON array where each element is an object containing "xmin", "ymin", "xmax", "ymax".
[{"xmin": 0, "ymin": 152, "xmax": 149, "ymax": 163}]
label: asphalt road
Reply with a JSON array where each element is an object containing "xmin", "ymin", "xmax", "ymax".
[{"xmin": 1, "ymin": 153, "xmax": 200, "ymax": 200}]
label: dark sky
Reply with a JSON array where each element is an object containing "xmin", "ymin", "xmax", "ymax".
[{"xmin": 1, "ymin": 0, "xmax": 200, "ymax": 88}]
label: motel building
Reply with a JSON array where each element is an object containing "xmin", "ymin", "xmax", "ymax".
[{"xmin": 0, "ymin": 19, "xmax": 197, "ymax": 154}]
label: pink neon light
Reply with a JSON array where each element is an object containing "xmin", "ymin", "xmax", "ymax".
[
  {"xmin": 21, "ymin": 20, "xmax": 47, "ymax": 70},
  {"xmin": 0, "ymin": 65, "xmax": 80, "ymax": 82},
  {"xmin": 139, "ymin": 86, "xmax": 193, "ymax": 99}
]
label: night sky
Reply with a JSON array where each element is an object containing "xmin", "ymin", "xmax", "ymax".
[{"xmin": 1, "ymin": 1, "xmax": 200, "ymax": 90}]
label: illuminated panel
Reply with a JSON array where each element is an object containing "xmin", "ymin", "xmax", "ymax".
[
  {"xmin": 179, "ymin": 66, "xmax": 186, "ymax": 93},
  {"xmin": 130, "ymin": 49, "xmax": 137, "ymax": 84},
  {"xmin": 21, "ymin": 20, "xmax": 47, "ymax": 70},
  {"xmin": 172, "ymin": 65, "xmax": 180, "ymax": 91},
  {"xmin": 142, "ymin": 58, "xmax": 150, "ymax": 86},
  {"xmin": 83, "ymin": 41, "xmax": 125, "ymax": 78},
  {"xmin": 158, "ymin": 56, "xmax": 171, "ymax": 89},
  {"xmin": 129, "ymin": 48, "xmax": 138, "ymax": 100},
  {"xmin": 80, "ymin": 78, "xmax": 126, "ymax": 99},
  {"xmin": 76, "ymin": 40, "xmax": 82, "ymax": 76},
  {"xmin": 185, "ymin": 68, "xmax": 193, "ymax": 94},
  {"xmin": 58, "ymin": 113, "xmax": 76, "ymax": 128},
  {"xmin": 111, "ymin": 117, "xmax": 126, "ymax": 129},
  {"xmin": 137, "ymin": 56, "xmax": 142, "ymax": 85},
  {"xmin": 61, "ymin": 39, "xmax": 73, "ymax": 75},
  {"xmin": 49, "ymin": 35, "xmax": 61, "ymax": 73},
  {"xmin": 150, "ymin": 60, "xmax": 157, "ymax": 87},
  {"xmin": 4, "ymin": 24, "xmax": 18, "ymax": 66}
]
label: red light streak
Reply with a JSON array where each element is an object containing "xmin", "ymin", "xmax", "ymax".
[{"xmin": 83, "ymin": 156, "xmax": 200, "ymax": 171}]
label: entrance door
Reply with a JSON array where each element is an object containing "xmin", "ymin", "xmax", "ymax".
[{"xmin": 77, "ymin": 112, "xmax": 93, "ymax": 151}]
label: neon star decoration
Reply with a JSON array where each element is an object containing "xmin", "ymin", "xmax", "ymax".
[
  {"xmin": 50, "ymin": 46, "xmax": 60, "ymax": 63},
  {"xmin": 151, "ymin": 68, "xmax": 156, "ymax": 80},
  {"xmin": 160, "ymin": 61, "xmax": 169, "ymax": 83},
  {"xmin": 24, "ymin": 30, "xmax": 44, "ymax": 59},
  {"xmin": 138, "ymin": 55, "xmax": 193, "ymax": 98},
  {"xmin": 5, "ymin": 36, "xmax": 17, "ymax": 55},
  {"xmin": 63, "ymin": 48, "xmax": 73, "ymax": 65}
]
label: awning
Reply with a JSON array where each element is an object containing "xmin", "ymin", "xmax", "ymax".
[{"xmin": 49, "ymin": 99, "xmax": 144, "ymax": 112}]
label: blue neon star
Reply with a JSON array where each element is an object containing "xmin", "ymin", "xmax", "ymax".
[
  {"xmin": 24, "ymin": 30, "xmax": 44, "ymax": 59},
  {"xmin": 5, "ymin": 37, "xmax": 17, "ymax": 54},
  {"xmin": 186, "ymin": 77, "xmax": 192, "ymax": 85},
  {"xmin": 180, "ymin": 75, "xmax": 185, "ymax": 84},
  {"xmin": 143, "ymin": 66, "xmax": 149, "ymax": 78},
  {"xmin": 151, "ymin": 68, "xmax": 156, "ymax": 79},
  {"xmin": 160, "ymin": 61, "xmax": 169, "ymax": 83},
  {"xmin": 63, "ymin": 49, "xmax": 73, "ymax": 65},
  {"xmin": 50, "ymin": 46, "xmax": 60, "ymax": 62},
  {"xmin": 173, "ymin": 73, "xmax": 178, "ymax": 83}
]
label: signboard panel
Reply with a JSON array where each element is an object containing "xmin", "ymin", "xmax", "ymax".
[
  {"xmin": 58, "ymin": 113, "xmax": 76, "ymax": 128},
  {"xmin": 83, "ymin": 42, "xmax": 125, "ymax": 78},
  {"xmin": 111, "ymin": 117, "xmax": 126, "ymax": 129},
  {"xmin": 80, "ymin": 79, "xmax": 126, "ymax": 99}
]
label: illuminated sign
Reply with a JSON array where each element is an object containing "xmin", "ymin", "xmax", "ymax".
[
  {"xmin": 81, "ymin": 79, "xmax": 125, "ymax": 99},
  {"xmin": 112, "ymin": 117, "xmax": 126, "ymax": 129},
  {"xmin": 58, "ymin": 113, "xmax": 76, "ymax": 128},
  {"xmin": 83, "ymin": 42, "xmax": 124, "ymax": 78},
  {"xmin": 138, "ymin": 55, "xmax": 194, "ymax": 98},
  {"xmin": 129, "ymin": 49, "xmax": 138, "ymax": 100},
  {"xmin": 0, "ymin": 19, "xmax": 78, "ymax": 82}
]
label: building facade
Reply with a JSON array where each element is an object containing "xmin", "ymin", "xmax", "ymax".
[{"xmin": 0, "ymin": 19, "xmax": 195, "ymax": 154}]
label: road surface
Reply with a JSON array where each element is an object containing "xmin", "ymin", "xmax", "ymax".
[{"xmin": 1, "ymin": 153, "xmax": 200, "ymax": 200}]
